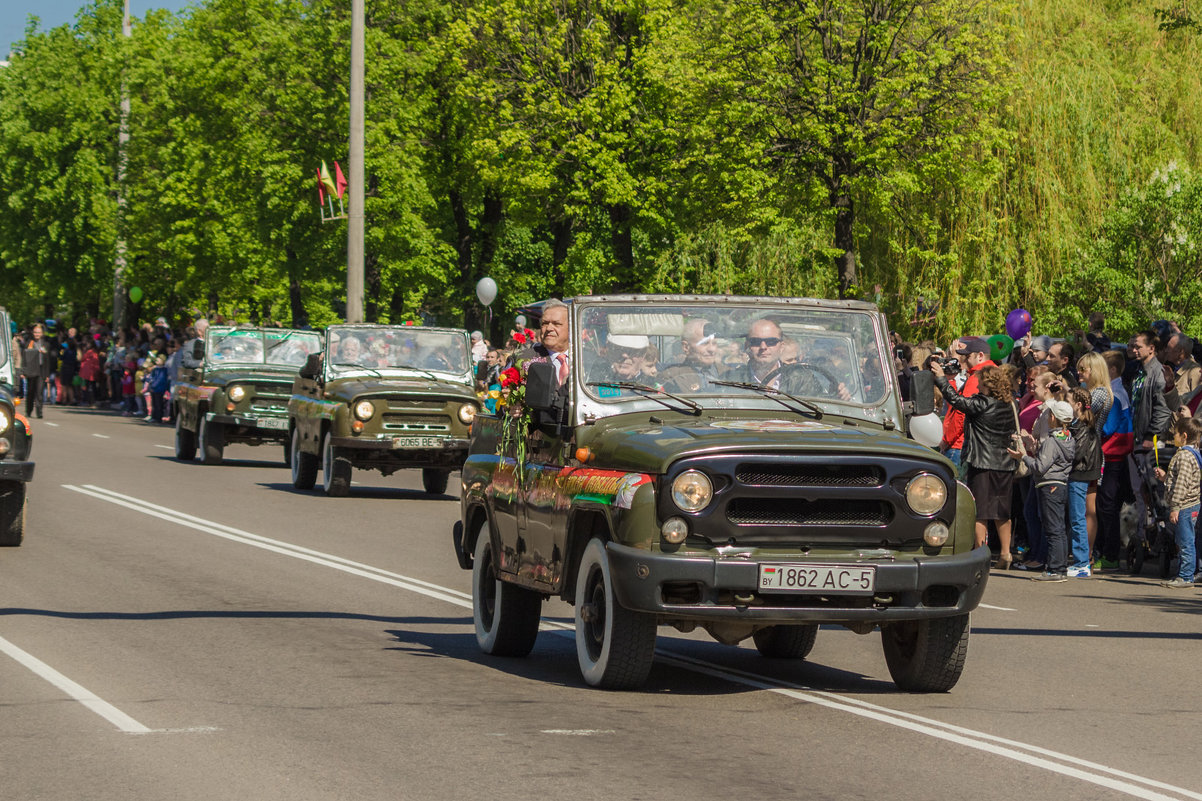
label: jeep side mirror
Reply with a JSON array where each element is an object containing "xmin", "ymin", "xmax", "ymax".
[
  {"xmin": 910, "ymin": 369, "xmax": 935, "ymax": 416},
  {"xmin": 524, "ymin": 360, "xmax": 558, "ymax": 411},
  {"xmin": 191, "ymin": 340, "xmax": 205, "ymax": 361},
  {"xmin": 299, "ymin": 352, "xmax": 323, "ymax": 380}
]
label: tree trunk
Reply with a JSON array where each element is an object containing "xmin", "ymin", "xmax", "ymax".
[
  {"xmin": 286, "ymin": 248, "xmax": 307, "ymax": 328},
  {"xmin": 608, "ymin": 203, "xmax": 634, "ymax": 292},
  {"xmin": 832, "ymin": 193, "xmax": 856, "ymax": 299},
  {"xmin": 550, "ymin": 215, "xmax": 574, "ymax": 298},
  {"xmin": 450, "ymin": 189, "xmax": 474, "ymax": 325}
]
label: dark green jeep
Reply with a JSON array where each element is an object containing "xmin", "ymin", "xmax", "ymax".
[
  {"xmin": 0, "ymin": 308, "xmax": 35, "ymax": 546},
  {"xmin": 174, "ymin": 326, "xmax": 323, "ymax": 465},
  {"xmin": 287, "ymin": 325, "xmax": 479, "ymax": 497},
  {"xmin": 454, "ymin": 295, "xmax": 989, "ymax": 691}
]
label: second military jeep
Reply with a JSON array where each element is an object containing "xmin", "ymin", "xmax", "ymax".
[
  {"xmin": 174, "ymin": 326, "xmax": 323, "ymax": 465},
  {"xmin": 287, "ymin": 325, "xmax": 479, "ymax": 496},
  {"xmin": 454, "ymin": 295, "xmax": 989, "ymax": 692}
]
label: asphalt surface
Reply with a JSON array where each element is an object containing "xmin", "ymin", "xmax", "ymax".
[{"xmin": 2, "ymin": 406, "xmax": 1200, "ymax": 801}]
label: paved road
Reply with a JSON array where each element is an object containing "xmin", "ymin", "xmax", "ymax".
[{"xmin": 2, "ymin": 406, "xmax": 1199, "ymax": 801}]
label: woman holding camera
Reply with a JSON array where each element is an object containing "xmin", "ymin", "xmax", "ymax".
[{"xmin": 934, "ymin": 363, "xmax": 1022, "ymax": 568}]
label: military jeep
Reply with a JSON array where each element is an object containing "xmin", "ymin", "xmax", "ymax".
[
  {"xmin": 454, "ymin": 295, "xmax": 989, "ymax": 691},
  {"xmin": 0, "ymin": 307, "xmax": 35, "ymax": 546},
  {"xmin": 287, "ymin": 325, "xmax": 478, "ymax": 497},
  {"xmin": 174, "ymin": 326, "xmax": 322, "ymax": 465}
]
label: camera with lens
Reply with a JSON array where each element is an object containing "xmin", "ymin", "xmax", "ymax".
[{"xmin": 938, "ymin": 356, "xmax": 960, "ymax": 377}]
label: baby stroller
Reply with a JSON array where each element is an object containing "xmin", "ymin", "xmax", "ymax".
[{"xmin": 1125, "ymin": 444, "xmax": 1179, "ymax": 579}]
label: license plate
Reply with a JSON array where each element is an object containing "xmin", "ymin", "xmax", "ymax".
[
  {"xmin": 257, "ymin": 418, "xmax": 288, "ymax": 430},
  {"xmin": 758, "ymin": 563, "xmax": 876, "ymax": 594},
  {"xmin": 392, "ymin": 436, "xmax": 445, "ymax": 449}
]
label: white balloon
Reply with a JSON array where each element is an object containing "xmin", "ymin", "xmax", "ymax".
[
  {"xmin": 475, "ymin": 276, "xmax": 498, "ymax": 307},
  {"xmin": 909, "ymin": 413, "xmax": 944, "ymax": 449},
  {"xmin": 515, "ymin": 314, "xmax": 527, "ymax": 328}
]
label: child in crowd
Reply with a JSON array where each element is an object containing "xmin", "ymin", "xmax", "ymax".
[
  {"xmin": 1152, "ymin": 416, "xmax": 1202, "ymax": 588},
  {"xmin": 133, "ymin": 358, "xmax": 149, "ymax": 418},
  {"xmin": 1067, "ymin": 388, "xmax": 1101, "ymax": 577},
  {"xmin": 121, "ymin": 360, "xmax": 137, "ymax": 416},
  {"xmin": 148, "ymin": 355, "xmax": 171, "ymax": 423},
  {"xmin": 1012, "ymin": 399, "xmax": 1077, "ymax": 582}
]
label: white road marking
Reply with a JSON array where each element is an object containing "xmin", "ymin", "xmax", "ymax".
[
  {"xmin": 978, "ymin": 603, "xmax": 1017, "ymax": 611},
  {"xmin": 62, "ymin": 483, "xmax": 1202, "ymax": 800},
  {"xmin": 43, "ymin": 422, "xmax": 60, "ymax": 427},
  {"xmin": 91, "ymin": 434, "xmax": 110, "ymax": 439},
  {"xmin": 0, "ymin": 634, "xmax": 151, "ymax": 734},
  {"xmin": 541, "ymin": 729, "xmax": 615, "ymax": 735},
  {"xmin": 154, "ymin": 445, "xmax": 174, "ymax": 450}
]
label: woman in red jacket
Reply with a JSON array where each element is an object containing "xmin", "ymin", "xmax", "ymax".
[{"xmin": 78, "ymin": 342, "xmax": 101, "ymax": 408}]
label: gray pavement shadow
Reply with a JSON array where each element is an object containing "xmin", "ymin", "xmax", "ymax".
[
  {"xmin": 385, "ymin": 619, "xmax": 894, "ymax": 695},
  {"xmin": 255, "ymin": 482, "xmax": 455, "ymax": 501},
  {"xmin": 975, "ymin": 625, "xmax": 1201, "ymax": 638},
  {"xmin": 146, "ymin": 454, "xmax": 288, "ymax": 469},
  {"xmin": 0, "ymin": 608, "xmax": 460, "ymax": 624}
]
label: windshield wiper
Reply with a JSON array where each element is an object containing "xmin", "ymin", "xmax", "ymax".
[
  {"xmin": 393, "ymin": 364, "xmax": 438, "ymax": 380},
  {"xmin": 587, "ymin": 381, "xmax": 704, "ymax": 416},
  {"xmin": 707, "ymin": 380, "xmax": 823, "ymax": 419},
  {"xmin": 331, "ymin": 362, "xmax": 381, "ymax": 377}
]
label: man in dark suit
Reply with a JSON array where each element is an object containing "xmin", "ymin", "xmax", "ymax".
[
  {"xmin": 741, "ymin": 317, "xmax": 852, "ymax": 400},
  {"xmin": 522, "ymin": 300, "xmax": 571, "ymax": 426}
]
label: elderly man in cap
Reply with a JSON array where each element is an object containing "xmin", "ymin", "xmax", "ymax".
[{"xmin": 939, "ymin": 337, "xmax": 997, "ymax": 476}]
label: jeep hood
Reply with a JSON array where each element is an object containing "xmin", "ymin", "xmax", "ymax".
[
  {"xmin": 580, "ymin": 414, "xmax": 945, "ymax": 475},
  {"xmin": 329, "ymin": 376, "xmax": 475, "ymax": 402},
  {"xmin": 202, "ymin": 367, "xmax": 296, "ymax": 386}
]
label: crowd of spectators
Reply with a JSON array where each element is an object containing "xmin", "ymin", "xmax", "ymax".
[
  {"xmin": 10, "ymin": 316, "xmax": 196, "ymax": 423},
  {"xmin": 897, "ymin": 313, "xmax": 1202, "ymax": 588}
]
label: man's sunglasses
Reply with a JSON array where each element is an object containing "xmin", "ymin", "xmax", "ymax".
[{"xmin": 746, "ymin": 337, "xmax": 781, "ymax": 348}]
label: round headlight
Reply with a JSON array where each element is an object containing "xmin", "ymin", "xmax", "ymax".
[
  {"xmin": 228, "ymin": 385, "xmax": 246, "ymax": 402},
  {"xmin": 924, "ymin": 521, "xmax": 950, "ymax": 547},
  {"xmin": 0, "ymin": 409, "xmax": 9, "ymax": 434},
  {"xmin": 906, "ymin": 473, "xmax": 947, "ymax": 516},
  {"xmin": 458, "ymin": 403, "xmax": 477, "ymax": 424},
  {"xmin": 354, "ymin": 400, "xmax": 375, "ymax": 421},
  {"xmin": 661, "ymin": 517, "xmax": 689, "ymax": 544},
  {"xmin": 672, "ymin": 470, "xmax": 713, "ymax": 513}
]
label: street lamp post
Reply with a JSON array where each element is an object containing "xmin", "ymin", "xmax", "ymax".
[{"xmin": 112, "ymin": 0, "xmax": 132, "ymax": 330}]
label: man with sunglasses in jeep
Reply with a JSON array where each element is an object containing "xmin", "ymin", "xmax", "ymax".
[{"xmin": 741, "ymin": 318, "xmax": 852, "ymax": 401}]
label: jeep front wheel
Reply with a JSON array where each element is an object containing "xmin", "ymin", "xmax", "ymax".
[
  {"xmin": 881, "ymin": 614, "xmax": 970, "ymax": 693},
  {"xmin": 0, "ymin": 483, "xmax": 26, "ymax": 547},
  {"xmin": 291, "ymin": 428, "xmax": 318, "ymax": 490},
  {"xmin": 574, "ymin": 538, "xmax": 657, "ymax": 690},
  {"xmin": 472, "ymin": 523, "xmax": 541, "ymax": 656},
  {"xmin": 174, "ymin": 414, "xmax": 196, "ymax": 461},
  {"xmin": 321, "ymin": 431, "xmax": 351, "ymax": 497},
  {"xmin": 199, "ymin": 418, "xmax": 224, "ymax": 465},
  {"xmin": 752, "ymin": 624, "xmax": 818, "ymax": 659}
]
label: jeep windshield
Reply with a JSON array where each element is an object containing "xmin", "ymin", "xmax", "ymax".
[
  {"xmin": 206, "ymin": 328, "xmax": 322, "ymax": 368},
  {"xmin": 577, "ymin": 300, "xmax": 891, "ymax": 410},
  {"xmin": 325, "ymin": 326, "xmax": 471, "ymax": 379}
]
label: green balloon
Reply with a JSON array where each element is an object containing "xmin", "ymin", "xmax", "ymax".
[
  {"xmin": 986, "ymin": 334, "xmax": 1014, "ymax": 362},
  {"xmin": 129, "ymin": 286, "xmax": 143, "ymax": 303}
]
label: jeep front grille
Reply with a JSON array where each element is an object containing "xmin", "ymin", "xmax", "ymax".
[
  {"xmin": 735, "ymin": 464, "xmax": 883, "ymax": 487},
  {"xmin": 251, "ymin": 381, "xmax": 291, "ymax": 399},
  {"xmin": 727, "ymin": 498, "xmax": 891, "ymax": 527}
]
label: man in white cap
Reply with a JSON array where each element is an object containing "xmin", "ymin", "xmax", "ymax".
[{"xmin": 605, "ymin": 333, "xmax": 653, "ymax": 383}]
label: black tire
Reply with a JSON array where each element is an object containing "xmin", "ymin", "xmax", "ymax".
[
  {"xmin": 0, "ymin": 483, "xmax": 26, "ymax": 547},
  {"xmin": 291, "ymin": 427, "xmax": 318, "ymax": 490},
  {"xmin": 1127, "ymin": 538, "xmax": 1145, "ymax": 575},
  {"xmin": 283, "ymin": 440, "xmax": 292, "ymax": 468},
  {"xmin": 199, "ymin": 417, "xmax": 224, "ymax": 465},
  {"xmin": 422, "ymin": 468, "xmax": 450, "ymax": 495},
  {"xmin": 752, "ymin": 624, "xmax": 818, "ymax": 659},
  {"xmin": 574, "ymin": 538, "xmax": 657, "ymax": 690},
  {"xmin": 881, "ymin": 613, "xmax": 970, "ymax": 693},
  {"xmin": 321, "ymin": 431, "xmax": 351, "ymax": 497},
  {"xmin": 174, "ymin": 414, "xmax": 196, "ymax": 461},
  {"xmin": 472, "ymin": 524, "xmax": 541, "ymax": 656}
]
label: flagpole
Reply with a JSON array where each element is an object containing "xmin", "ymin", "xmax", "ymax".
[{"xmin": 346, "ymin": 0, "xmax": 365, "ymax": 323}]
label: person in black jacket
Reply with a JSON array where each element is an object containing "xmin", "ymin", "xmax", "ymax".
[
  {"xmin": 1066, "ymin": 387, "xmax": 1102, "ymax": 577},
  {"xmin": 935, "ymin": 362, "xmax": 1020, "ymax": 567},
  {"xmin": 21, "ymin": 324, "xmax": 52, "ymax": 418}
]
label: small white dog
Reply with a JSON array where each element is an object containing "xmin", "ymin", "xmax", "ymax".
[{"xmin": 1119, "ymin": 502, "xmax": 1139, "ymax": 547}]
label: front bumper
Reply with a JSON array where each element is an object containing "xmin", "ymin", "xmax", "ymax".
[
  {"xmin": 331, "ymin": 436, "xmax": 470, "ymax": 468},
  {"xmin": 0, "ymin": 460, "xmax": 35, "ymax": 483},
  {"xmin": 206, "ymin": 412, "xmax": 290, "ymax": 440},
  {"xmin": 606, "ymin": 542, "xmax": 991, "ymax": 624}
]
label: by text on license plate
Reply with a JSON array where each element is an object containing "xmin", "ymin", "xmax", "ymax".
[
  {"xmin": 392, "ymin": 436, "xmax": 445, "ymax": 449},
  {"xmin": 257, "ymin": 418, "xmax": 288, "ymax": 430},
  {"xmin": 758, "ymin": 564, "xmax": 876, "ymax": 594}
]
